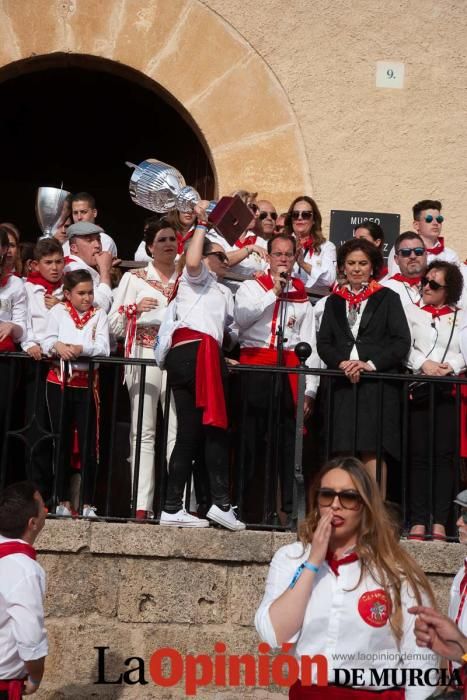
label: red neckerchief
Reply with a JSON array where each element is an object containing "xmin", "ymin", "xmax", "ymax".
[
  {"xmin": 420, "ymin": 304, "xmax": 454, "ymax": 319},
  {"xmin": 177, "ymin": 228, "xmax": 195, "ymax": 255},
  {"xmin": 65, "ymin": 300, "xmax": 97, "ymax": 329},
  {"xmin": 0, "ymin": 540, "xmax": 36, "ymax": 560},
  {"xmin": 326, "ymin": 549, "xmax": 359, "ymax": 576},
  {"xmin": 26, "ymin": 271, "xmax": 62, "ymax": 295},
  {"xmin": 425, "ymin": 236, "xmax": 445, "ymax": 255},
  {"xmin": 0, "ymin": 272, "xmax": 12, "ymax": 288},
  {"xmin": 333, "ymin": 279, "xmax": 382, "ymax": 306},
  {"xmin": 300, "ymin": 238, "xmax": 314, "ymax": 255},
  {"xmin": 255, "ymin": 272, "xmax": 308, "ymax": 302},
  {"xmin": 234, "ymin": 234, "xmax": 257, "ymax": 249},
  {"xmin": 391, "ymin": 273, "xmax": 422, "ymax": 287}
]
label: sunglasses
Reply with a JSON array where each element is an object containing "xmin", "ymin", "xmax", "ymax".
[
  {"xmin": 291, "ymin": 210, "xmax": 313, "ymax": 221},
  {"xmin": 317, "ymin": 488, "xmax": 362, "ymax": 510},
  {"xmin": 207, "ymin": 251, "xmax": 229, "ymax": 264},
  {"xmin": 421, "ymin": 277, "xmax": 447, "ymax": 291},
  {"xmin": 259, "ymin": 211, "xmax": 278, "ymax": 221},
  {"xmin": 396, "ymin": 247, "xmax": 425, "ymax": 258},
  {"xmin": 424, "ymin": 214, "xmax": 444, "ymax": 224},
  {"xmin": 157, "ymin": 236, "xmax": 177, "ymax": 243}
]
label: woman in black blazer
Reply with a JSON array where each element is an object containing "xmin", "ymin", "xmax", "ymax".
[{"xmin": 317, "ymin": 238, "xmax": 411, "ymax": 494}]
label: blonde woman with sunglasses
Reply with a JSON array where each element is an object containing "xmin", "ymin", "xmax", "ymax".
[{"xmin": 255, "ymin": 456, "xmax": 437, "ymax": 699}]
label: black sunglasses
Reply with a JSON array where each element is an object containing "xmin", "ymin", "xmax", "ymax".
[
  {"xmin": 424, "ymin": 214, "xmax": 444, "ymax": 224},
  {"xmin": 421, "ymin": 277, "xmax": 447, "ymax": 291},
  {"xmin": 157, "ymin": 236, "xmax": 177, "ymax": 243},
  {"xmin": 396, "ymin": 247, "xmax": 425, "ymax": 258},
  {"xmin": 259, "ymin": 211, "xmax": 278, "ymax": 221},
  {"xmin": 207, "ymin": 251, "xmax": 228, "ymax": 264},
  {"xmin": 291, "ymin": 210, "xmax": 313, "ymax": 221},
  {"xmin": 317, "ymin": 488, "xmax": 362, "ymax": 510}
]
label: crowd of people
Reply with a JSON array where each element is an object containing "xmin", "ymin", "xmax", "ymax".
[{"xmin": 1, "ymin": 192, "xmax": 467, "ymax": 536}]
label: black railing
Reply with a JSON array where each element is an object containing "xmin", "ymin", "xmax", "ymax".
[{"xmin": 1, "ymin": 350, "xmax": 465, "ymax": 537}]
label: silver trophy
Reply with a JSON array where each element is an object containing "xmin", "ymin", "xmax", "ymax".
[
  {"xmin": 35, "ymin": 186, "xmax": 71, "ymax": 238},
  {"xmin": 126, "ymin": 159, "xmax": 252, "ymax": 245}
]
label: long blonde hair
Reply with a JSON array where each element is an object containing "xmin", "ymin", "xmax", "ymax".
[{"xmin": 300, "ymin": 457, "xmax": 435, "ymax": 641}]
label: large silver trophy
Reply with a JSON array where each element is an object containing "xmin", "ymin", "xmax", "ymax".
[
  {"xmin": 126, "ymin": 159, "xmax": 252, "ymax": 245},
  {"xmin": 35, "ymin": 186, "xmax": 71, "ymax": 239}
]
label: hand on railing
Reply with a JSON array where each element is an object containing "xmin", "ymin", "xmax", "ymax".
[
  {"xmin": 339, "ymin": 359, "xmax": 375, "ymax": 384},
  {"xmin": 421, "ymin": 359, "xmax": 453, "ymax": 376},
  {"xmin": 26, "ymin": 345, "xmax": 42, "ymax": 361}
]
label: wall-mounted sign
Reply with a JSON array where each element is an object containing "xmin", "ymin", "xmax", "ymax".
[
  {"xmin": 329, "ymin": 210, "xmax": 401, "ymax": 261},
  {"xmin": 376, "ymin": 61, "xmax": 405, "ymax": 89}
]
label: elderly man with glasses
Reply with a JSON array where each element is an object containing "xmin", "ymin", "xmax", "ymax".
[
  {"xmin": 256, "ymin": 200, "xmax": 278, "ymax": 241},
  {"xmin": 382, "ymin": 231, "xmax": 428, "ymax": 310}
]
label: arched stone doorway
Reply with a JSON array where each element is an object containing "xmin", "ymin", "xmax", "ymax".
[{"xmin": 0, "ymin": 53, "xmax": 214, "ymax": 257}]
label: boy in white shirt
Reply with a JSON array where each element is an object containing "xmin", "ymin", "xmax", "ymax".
[{"xmin": 42, "ymin": 270, "xmax": 110, "ymax": 518}]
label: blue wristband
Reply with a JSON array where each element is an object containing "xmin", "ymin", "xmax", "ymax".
[{"xmin": 289, "ymin": 561, "xmax": 320, "ymax": 589}]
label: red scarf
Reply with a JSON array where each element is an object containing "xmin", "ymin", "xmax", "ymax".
[
  {"xmin": 390, "ymin": 273, "xmax": 422, "ymax": 286},
  {"xmin": 176, "ymin": 228, "xmax": 195, "ymax": 255},
  {"xmin": 234, "ymin": 234, "xmax": 257, "ymax": 249},
  {"xmin": 65, "ymin": 300, "xmax": 97, "ymax": 329},
  {"xmin": 325, "ymin": 549, "xmax": 359, "ymax": 576},
  {"xmin": 0, "ymin": 540, "xmax": 36, "ymax": 560},
  {"xmin": 333, "ymin": 279, "xmax": 382, "ymax": 306},
  {"xmin": 420, "ymin": 304, "xmax": 454, "ymax": 319},
  {"xmin": 0, "ymin": 272, "xmax": 12, "ymax": 288},
  {"xmin": 255, "ymin": 272, "xmax": 308, "ymax": 302},
  {"xmin": 425, "ymin": 236, "xmax": 445, "ymax": 255},
  {"xmin": 26, "ymin": 271, "xmax": 62, "ymax": 295},
  {"xmin": 171, "ymin": 328, "xmax": 227, "ymax": 429},
  {"xmin": 300, "ymin": 238, "xmax": 314, "ymax": 255}
]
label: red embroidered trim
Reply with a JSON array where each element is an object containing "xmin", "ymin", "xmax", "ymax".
[{"xmin": 65, "ymin": 301, "xmax": 97, "ymax": 329}]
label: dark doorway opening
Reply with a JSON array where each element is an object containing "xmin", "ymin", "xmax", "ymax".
[{"xmin": 0, "ymin": 54, "xmax": 215, "ymax": 259}]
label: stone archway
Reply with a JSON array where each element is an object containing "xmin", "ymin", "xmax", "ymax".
[{"xmin": 0, "ymin": 0, "xmax": 311, "ymax": 214}]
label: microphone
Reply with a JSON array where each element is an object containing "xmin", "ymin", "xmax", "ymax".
[{"xmin": 279, "ymin": 272, "xmax": 288, "ymax": 287}]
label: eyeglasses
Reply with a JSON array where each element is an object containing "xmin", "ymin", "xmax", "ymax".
[
  {"xmin": 270, "ymin": 251, "xmax": 295, "ymax": 258},
  {"xmin": 291, "ymin": 210, "xmax": 313, "ymax": 221},
  {"xmin": 317, "ymin": 488, "xmax": 362, "ymax": 510},
  {"xmin": 424, "ymin": 214, "xmax": 444, "ymax": 224},
  {"xmin": 396, "ymin": 247, "xmax": 425, "ymax": 258},
  {"xmin": 259, "ymin": 211, "xmax": 278, "ymax": 221},
  {"xmin": 206, "ymin": 251, "xmax": 229, "ymax": 264},
  {"xmin": 421, "ymin": 277, "xmax": 447, "ymax": 291},
  {"xmin": 156, "ymin": 236, "xmax": 177, "ymax": 243}
]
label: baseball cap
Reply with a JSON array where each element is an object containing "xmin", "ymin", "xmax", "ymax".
[
  {"xmin": 67, "ymin": 222, "xmax": 103, "ymax": 239},
  {"xmin": 453, "ymin": 490, "xmax": 467, "ymax": 507}
]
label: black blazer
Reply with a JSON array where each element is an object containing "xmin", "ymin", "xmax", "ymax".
[{"xmin": 317, "ymin": 287, "xmax": 411, "ymax": 371}]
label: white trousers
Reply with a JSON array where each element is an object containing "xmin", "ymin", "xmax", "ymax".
[{"xmin": 125, "ymin": 349, "xmax": 177, "ymax": 514}]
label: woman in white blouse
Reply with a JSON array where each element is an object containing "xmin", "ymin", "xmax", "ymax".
[
  {"xmin": 284, "ymin": 196, "xmax": 336, "ymax": 300},
  {"xmin": 255, "ymin": 456, "xmax": 436, "ymax": 700},
  {"xmin": 405, "ymin": 260, "xmax": 465, "ymax": 542},
  {"xmin": 109, "ymin": 218, "xmax": 178, "ymax": 519}
]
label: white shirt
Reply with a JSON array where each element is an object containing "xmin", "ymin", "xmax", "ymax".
[
  {"xmin": 294, "ymin": 240, "xmax": 337, "ymax": 297},
  {"xmin": 388, "ymin": 240, "xmax": 460, "ymax": 276},
  {"xmin": 0, "ymin": 535, "xmax": 48, "ymax": 680},
  {"xmin": 0, "ymin": 275, "xmax": 27, "ymax": 342},
  {"xmin": 21, "ymin": 282, "xmax": 63, "ymax": 351},
  {"xmin": 234, "ymin": 274, "xmax": 320, "ymax": 397},
  {"xmin": 64, "ymin": 255, "xmax": 112, "ymax": 313},
  {"xmin": 406, "ymin": 304, "xmax": 465, "ymax": 375},
  {"xmin": 381, "ymin": 276, "xmax": 422, "ymax": 310},
  {"xmin": 255, "ymin": 541, "xmax": 437, "ymax": 699},
  {"xmin": 448, "ymin": 558, "xmax": 467, "ymax": 669},
  {"xmin": 108, "ymin": 263, "xmax": 178, "ymax": 358},
  {"xmin": 175, "ymin": 262, "xmax": 231, "ymax": 345},
  {"xmin": 62, "ymin": 231, "xmax": 117, "ymax": 258},
  {"xmin": 42, "ymin": 303, "xmax": 110, "ymax": 371}
]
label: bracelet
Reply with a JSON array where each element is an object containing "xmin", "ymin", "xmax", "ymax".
[
  {"xmin": 289, "ymin": 561, "xmax": 319, "ymax": 589},
  {"xmin": 197, "ymin": 220, "xmax": 209, "ymax": 227}
]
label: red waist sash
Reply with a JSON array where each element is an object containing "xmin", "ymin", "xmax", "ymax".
[
  {"xmin": 172, "ymin": 328, "xmax": 227, "ymax": 429},
  {"xmin": 0, "ymin": 679, "xmax": 25, "ymax": 700},
  {"xmin": 239, "ymin": 346, "xmax": 300, "ymax": 406},
  {"xmin": 289, "ymin": 680, "xmax": 404, "ymax": 699},
  {"xmin": 0, "ymin": 337, "xmax": 15, "ymax": 352}
]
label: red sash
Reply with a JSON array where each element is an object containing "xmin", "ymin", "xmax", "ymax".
[
  {"xmin": 0, "ymin": 337, "xmax": 15, "ymax": 352},
  {"xmin": 425, "ymin": 236, "xmax": 445, "ymax": 255},
  {"xmin": 0, "ymin": 679, "xmax": 25, "ymax": 700},
  {"xmin": 172, "ymin": 328, "xmax": 227, "ymax": 429},
  {"xmin": 240, "ymin": 347, "xmax": 301, "ymax": 406},
  {"xmin": 0, "ymin": 541, "xmax": 36, "ymax": 560},
  {"xmin": 289, "ymin": 681, "xmax": 404, "ymax": 699},
  {"xmin": 390, "ymin": 273, "xmax": 421, "ymax": 286},
  {"xmin": 26, "ymin": 271, "xmax": 62, "ymax": 295}
]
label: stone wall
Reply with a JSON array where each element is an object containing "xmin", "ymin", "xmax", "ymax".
[{"xmin": 32, "ymin": 520, "xmax": 464, "ymax": 698}]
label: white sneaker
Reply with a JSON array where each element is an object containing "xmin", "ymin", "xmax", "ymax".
[
  {"xmin": 160, "ymin": 509, "xmax": 209, "ymax": 528},
  {"xmin": 206, "ymin": 505, "xmax": 246, "ymax": 531},
  {"xmin": 55, "ymin": 504, "xmax": 72, "ymax": 516},
  {"xmin": 82, "ymin": 506, "xmax": 98, "ymax": 518}
]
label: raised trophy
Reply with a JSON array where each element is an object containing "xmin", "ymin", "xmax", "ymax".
[
  {"xmin": 126, "ymin": 159, "xmax": 253, "ymax": 245},
  {"xmin": 35, "ymin": 186, "xmax": 71, "ymax": 239}
]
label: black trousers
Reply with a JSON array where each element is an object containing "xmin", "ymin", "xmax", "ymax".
[
  {"xmin": 164, "ymin": 342, "xmax": 230, "ymax": 513},
  {"xmin": 241, "ymin": 370, "xmax": 295, "ymax": 514},
  {"xmin": 46, "ymin": 381, "xmax": 98, "ymax": 505},
  {"xmin": 409, "ymin": 395, "xmax": 456, "ymax": 527},
  {"xmin": 24, "ymin": 362, "xmax": 53, "ymax": 502}
]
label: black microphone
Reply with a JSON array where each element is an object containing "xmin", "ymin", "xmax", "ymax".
[{"xmin": 279, "ymin": 272, "xmax": 288, "ymax": 287}]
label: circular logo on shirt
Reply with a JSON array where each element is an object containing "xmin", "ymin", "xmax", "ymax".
[{"xmin": 358, "ymin": 589, "xmax": 391, "ymax": 627}]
